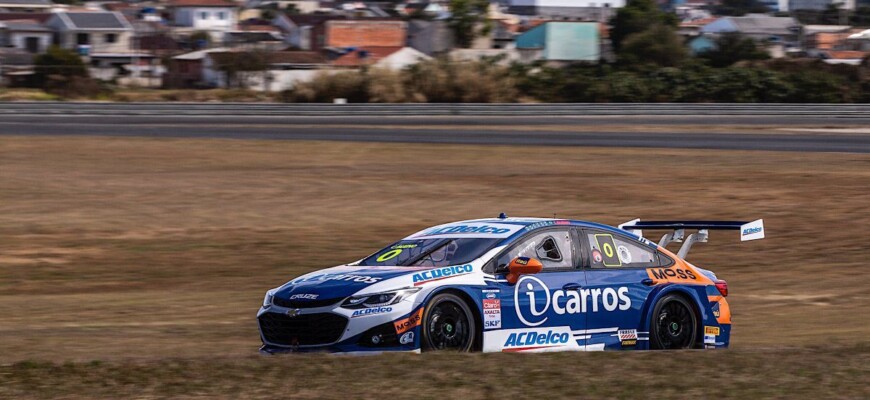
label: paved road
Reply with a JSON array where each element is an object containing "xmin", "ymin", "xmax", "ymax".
[{"xmin": 0, "ymin": 105, "xmax": 868, "ymax": 153}]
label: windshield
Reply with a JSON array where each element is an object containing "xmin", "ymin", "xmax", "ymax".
[{"xmin": 358, "ymin": 238, "xmax": 501, "ymax": 268}]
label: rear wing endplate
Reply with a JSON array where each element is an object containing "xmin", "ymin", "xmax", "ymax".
[{"xmin": 618, "ymin": 219, "xmax": 764, "ymax": 259}]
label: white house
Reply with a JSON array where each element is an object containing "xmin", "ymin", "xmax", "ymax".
[
  {"xmin": 0, "ymin": 0, "xmax": 52, "ymax": 12},
  {"xmin": 0, "ymin": 19, "xmax": 52, "ymax": 53},
  {"xmin": 170, "ymin": 0, "xmax": 238, "ymax": 41},
  {"xmin": 45, "ymin": 11, "xmax": 134, "ymax": 55}
]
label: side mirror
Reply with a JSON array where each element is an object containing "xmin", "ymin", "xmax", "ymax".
[{"xmin": 506, "ymin": 257, "xmax": 543, "ymax": 285}]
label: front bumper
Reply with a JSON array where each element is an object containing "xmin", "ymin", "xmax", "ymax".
[{"xmin": 257, "ymin": 302, "xmax": 422, "ymax": 353}]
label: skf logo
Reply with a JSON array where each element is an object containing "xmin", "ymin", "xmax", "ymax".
[
  {"xmin": 394, "ymin": 308, "xmax": 424, "ymax": 334},
  {"xmin": 412, "ymin": 264, "xmax": 473, "ymax": 286},
  {"xmin": 705, "ymin": 326, "xmax": 720, "ymax": 336}
]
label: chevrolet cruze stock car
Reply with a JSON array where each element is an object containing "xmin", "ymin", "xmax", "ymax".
[{"xmin": 258, "ymin": 215, "xmax": 764, "ymax": 353}]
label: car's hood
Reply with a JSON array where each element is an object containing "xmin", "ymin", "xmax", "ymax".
[{"xmin": 274, "ymin": 265, "xmax": 429, "ymax": 304}]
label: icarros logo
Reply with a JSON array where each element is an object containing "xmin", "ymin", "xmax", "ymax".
[
  {"xmin": 412, "ymin": 264, "xmax": 473, "ymax": 286},
  {"xmin": 514, "ymin": 276, "xmax": 631, "ymax": 327}
]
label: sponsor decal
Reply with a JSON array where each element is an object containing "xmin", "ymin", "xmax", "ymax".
[
  {"xmin": 391, "ymin": 244, "xmax": 418, "ymax": 249},
  {"xmin": 394, "ymin": 308, "xmax": 424, "ymax": 334},
  {"xmin": 503, "ymin": 330, "xmax": 570, "ymax": 352},
  {"xmin": 742, "ymin": 227, "xmax": 762, "ymax": 236},
  {"xmin": 592, "ymin": 249, "xmax": 603, "ymax": 264},
  {"xmin": 399, "ymin": 331, "xmax": 415, "ymax": 345},
  {"xmin": 514, "ymin": 257, "xmax": 529, "ymax": 265},
  {"xmin": 285, "ymin": 308, "xmax": 300, "ymax": 317},
  {"xmin": 704, "ymin": 334, "xmax": 716, "ymax": 345},
  {"xmin": 705, "ymin": 326, "xmax": 720, "ymax": 336},
  {"xmin": 407, "ymin": 222, "xmax": 523, "ymax": 239},
  {"xmin": 515, "ymin": 276, "xmax": 631, "ymax": 327},
  {"xmin": 412, "ymin": 264, "xmax": 473, "ymax": 286},
  {"xmin": 713, "ymin": 309, "xmax": 721, "ymax": 318},
  {"xmin": 619, "ymin": 329, "xmax": 638, "ymax": 347},
  {"xmin": 289, "ymin": 294, "xmax": 318, "ymax": 300},
  {"xmin": 483, "ymin": 298, "xmax": 502, "ymax": 330},
  {"xmin": 593, "ymin": 234, "xmax": 622, "ymax": 267},
  {"xmin": 617, "ymin": 245, "xmax": 632, "ymax": 264},
  {"xmin": 351, "ymin": 306, "xmax": 393, "ymax": 318},
  {"xmin": 292, "ymin": 273, "xmax": 382, "ymax": 285},
  {"xmin": 648, "ymin": 267, "xmax": 698, "ymax": 281},
  {"xmin": 485, "ymin": 292, "xmax": 497, "ymax": 299}
]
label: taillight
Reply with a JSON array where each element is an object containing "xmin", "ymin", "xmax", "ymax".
[{"xmin": 715, "ymin": 280, "xmax": 728, "ymax": 297}]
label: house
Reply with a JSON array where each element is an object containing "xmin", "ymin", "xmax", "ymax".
[
  {"xmin": 0, "ymin": 19, "xmax": 51, "ymax": 53},
  {"xmin": 0, "ymin": 47, "xmax": 35, "ymax": 86},
  {"xmin": 805, "ymin": 26, "xmax": 863, "ymax": 51},
  {"xmin": 272, "ymin": 14, "xmax": 346, "ymax": 50},
  {"xmin": 846, "ymin": 29, "xmax": 870, "ymax": 51},
  {"xmin": 818, "ymin": 50, "xmax": 867, "ymax": 65},
  {"xmin": 782, "ymin": 0, "xmax": 854, "ymax": 11},
  {"xmin": 407, "ymin": 19, "xmax": 453, "ymax": 55},
  {"xmin": 163, "ymin": 47, "xmax": 228, "ymax": 88},
  {"xmin": 169, "ymin": 0, "xmax": 238, "ymax": 41},
  {"xmin": 201, "ymin": 50, "xmax": 330, "ymax": 91},
  {"xmin": 700, "ymin": 14, "xmax": 801, "ymax": 48},
  {"xmin": 506, "ymin": 0, "xmax": 624, "ymax": 22},
  {"xmin": 323, "ymin": 19, "xmax": 407, "ymax": 49},
  {"xmin": 0, "ymin": 0, "xmax": 52, "ymax": 13},
  {"xmin": 515, "ymin": 21, "xmax": 600, "ymax": 63},
  {"xmin": 331, "ymin": 46, "xmax": 431, "ymax": 69},
  {"xmin": 45, "ymin": 11, "xmax": 134, "ymax": 55}
]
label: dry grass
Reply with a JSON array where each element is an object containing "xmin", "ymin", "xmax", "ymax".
[{"xmin": 0, "ymin": 136, "xmax": 868, "ymax": 397}]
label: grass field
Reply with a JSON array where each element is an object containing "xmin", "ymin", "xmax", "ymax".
[{"xmin": 1, "ymin": 136, "xmax": 868, "ymax": 398}]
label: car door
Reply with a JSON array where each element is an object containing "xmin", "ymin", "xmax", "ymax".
[
  {"xmin": 483, "ymin": 227, "xmax": 590, "ymax": 352},
  {"xmin": 579, "ymin": 228, "xmax": 664, "ymax": 350}
]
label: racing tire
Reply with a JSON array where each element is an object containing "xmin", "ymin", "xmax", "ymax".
[
  {"xmin": 421, "ymin": 293, "xmax": 476, "ymax": 352},
  {"xmin": 650, "ymin": 294, "xmax": 698, "ymax": 350}
]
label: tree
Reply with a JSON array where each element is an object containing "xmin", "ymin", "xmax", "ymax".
[
  {"xmin": 618, "ymin": 24, "xmax": 688, "ymax": 67},
  {"xmin": 697, "ymin": 33, "xmax": 769, "ymax": 67},
  {"xmin": 448, "ymin": 0, "xmax": 491, "ymax": 48},
  {"xmin": 215, "ymin": 50, "xmax": 269, "ymax": 89},
  {"xmin": 189, "ymin": 31, "xmax": 211, "ymax": 49},
  {"xmin": 610, "ymin": 0, "xmax": 678, "ymax": 51},
  {"xmin": 34, "ymin": 45, "xmax": 88, "ymax": 83}
]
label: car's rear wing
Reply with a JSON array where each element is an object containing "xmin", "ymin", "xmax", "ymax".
[{"xmin": 618, "ymin": 219, "xmax": 764, "ymax": 259}]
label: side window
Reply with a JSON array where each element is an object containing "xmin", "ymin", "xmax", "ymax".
[
  {"xmin": 495, "ymin": 229, "xmax": 574, "ymax": 271},
  {"xmin": 586, "ymin": 231, "xmax": 657, "ymax": 268}
]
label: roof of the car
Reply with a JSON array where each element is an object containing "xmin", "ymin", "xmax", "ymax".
[{"xmin": 455, "ymin": 217, "xmax": 638, "ymax": 238}]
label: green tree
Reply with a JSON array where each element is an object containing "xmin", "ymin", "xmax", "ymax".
[
  {"xmin": 448, "ymin": 0, "xmax": 491, "ymax": 48},
  {"xmin": 618, "ymin": 24, "xmax": 688, "ymax": 67},
  {"xmin": 609, "ymin": 0, "xmax": 678, "ymax": 51},
  {"xmin": 189, "ymin": 31, "xmax": 211, "ymax": 49},
  {"xmin": 34, "ymin": 45, "xmax": 88, "ymax": 84},
  {"xmin": 698, "ymin": 33, "xmax": 769, "ymax": 67}
]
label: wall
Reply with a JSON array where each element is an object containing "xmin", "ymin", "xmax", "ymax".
[
  {"xmin": 9, "ymin": 31, "xmax": 52, "ymax": 53},
  {"xmin": 59, "ymin": 30, "xmax": 132, "ymax": 54},
  {"xmin": 174, "ymin": 7, "xmax": 237, "ymax": 30},
  {"xmin": 325, "ymin": 20, "xmax": 406, "ymax": 48}
]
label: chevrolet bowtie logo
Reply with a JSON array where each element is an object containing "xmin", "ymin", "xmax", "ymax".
[{"xmin": 286, "ymin": 309, "xmax": 301, "ymax": 317}]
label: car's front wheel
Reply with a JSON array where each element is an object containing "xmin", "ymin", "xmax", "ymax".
[
  {"xmin": 421, "ymin": 293, "xmax": 475, "ymax": 352},
  {"xmin": 650, "ymin": 294, "xmax": 698, "ymax": 350}
]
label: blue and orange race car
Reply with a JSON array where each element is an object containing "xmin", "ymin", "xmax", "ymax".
[{"xmin": 258, "ymin": 215, "xmax": 764, "ymax": 353}]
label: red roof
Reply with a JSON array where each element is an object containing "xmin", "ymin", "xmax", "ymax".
[
  {"xmin": 332, "ymin": 46, "xmax": 403, "ymax": 67},
  {"xmin": 825, "ymin": 50, "xmax": 868, "ymax": 59},
  {"xmin": 169, "ymin": 0, "xmax": 236, "ymax": 7}
]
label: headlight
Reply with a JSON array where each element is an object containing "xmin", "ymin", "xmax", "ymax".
[
  {"xmin": 263, "ymin": 289, "xmax": 277, "ymax": 308},
  {"xmin": 341, "ymin": 288, "xmax": 421, "ymax": 309}
]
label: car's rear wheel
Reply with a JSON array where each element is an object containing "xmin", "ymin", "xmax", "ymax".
[
  {"xmin": 421, "ymin": 293, "xmax": 475, "ymax": 352},
  {"xmin": 650, "ymin": 294, "xmax": 698, "ymax": 350}
]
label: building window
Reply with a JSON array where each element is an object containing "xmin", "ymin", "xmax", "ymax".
[
  {"xmin": 217, "ymin": 11, "xmax": 226, "ymax": 20},
  {"xmin": 76, "ymin": 33, "xmax": 89, "ymax": 45},
  {"xmin": 105, "ymin": 33, "xmax": 117, "ymax": 43},
  {"xmin": 199, "ymin": 11, "xmax": 208, "ymax": 20}
]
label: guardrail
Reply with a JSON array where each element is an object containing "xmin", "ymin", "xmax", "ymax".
[{"xmin": 0, "ymin": 102, "xmax": 868, "ymax": 116}]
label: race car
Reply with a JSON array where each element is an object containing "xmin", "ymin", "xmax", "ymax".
[{"xmin": 258, "ymin": 215, "xmax": 764, "ymax": 353}]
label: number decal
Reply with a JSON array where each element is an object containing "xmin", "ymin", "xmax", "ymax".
[
  {"xmin": 376, "ymin": 249, "xmax": 403, "ymax": 262},
  {"xmin": 594, "ymin": 234, "xmax": 622, "ymax": 267}
]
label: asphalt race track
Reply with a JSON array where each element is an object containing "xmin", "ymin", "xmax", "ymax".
[{"xmin": 1, "ymin": 103, "xmax": 868, "ymax": 153}]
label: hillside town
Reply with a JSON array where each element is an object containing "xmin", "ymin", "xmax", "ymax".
[{"xmin": 0, "ymin": 0, "xmax": 869, "ymax": 94}]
